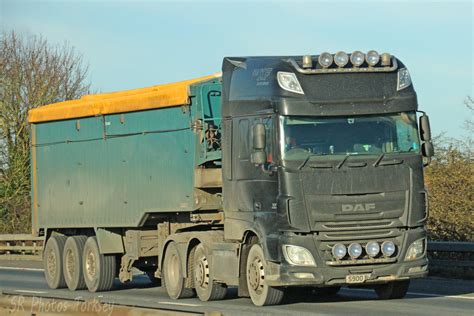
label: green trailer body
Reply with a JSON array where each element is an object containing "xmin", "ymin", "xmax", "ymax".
[{"xmin": 31, "ymin": 78, "xmax": 222, "ymax": 233}]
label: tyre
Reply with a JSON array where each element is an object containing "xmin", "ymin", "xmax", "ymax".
[
  {"xmin": 63, "ymin": 235, "xmax": 88, "ymax": 291},
  {"xmin": 82, "ymin": 236, "xmax": 116, "ymax": 292},
  {"xmin": 43, "ymin": 235, "xmax": 68, "ymax": 289},
  {"xmin": 375, "ymin": 280, "xmax": 410, "ymax": 299},
  {"xmin": 193, "ymin": 244, "xmax": 227, "ymax": 301},
  {"xmin": 246, "ymin": 243, "xmax": 284, "ymax": 306},
  {"xmin": 162, "ymin": 241, "xmax": 194, "ymax": 299}
]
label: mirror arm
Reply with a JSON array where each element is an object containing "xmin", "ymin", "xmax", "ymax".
[
  {"xmin": 423, "ymin": 157, "xmax": 431, "ymax": 167},
  {"xmin": 260, "ymin": 163, "xmax": 277, "ymax": 175}
]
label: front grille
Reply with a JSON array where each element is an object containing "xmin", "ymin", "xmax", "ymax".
[{"xmin": 321, "ymin": 219, "xmax": 398, "ymax": 231}]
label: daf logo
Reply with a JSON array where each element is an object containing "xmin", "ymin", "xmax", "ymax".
[{"xmin": 342, "ymin": 203, "xmax": 376, "ymax": 212}]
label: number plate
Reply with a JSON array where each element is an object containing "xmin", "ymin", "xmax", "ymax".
[{"xmin": 346, "ymin": 274, "xmax": 370, "ymax": 284}]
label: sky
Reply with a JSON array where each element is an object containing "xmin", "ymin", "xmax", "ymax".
[{"xmin": 1, "ymin": 0, "xmax": 473, "ymax": 138}]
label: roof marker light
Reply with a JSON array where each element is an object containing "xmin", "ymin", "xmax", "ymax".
[{"xmin": 381, "ymin": 53, "xmax": 391, "ymax": 66}]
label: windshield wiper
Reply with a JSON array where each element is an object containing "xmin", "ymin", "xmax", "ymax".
[
  {"xmin": 372, "ymin": 153, "xmax": 385, "ymax": 167},
  {"xmin": 298, "ymin": 153, "xmax": 325, "ymax": 170},
  {"xmin": 336, "ymin": 153, "xmax": 355, "ymax": 169}
]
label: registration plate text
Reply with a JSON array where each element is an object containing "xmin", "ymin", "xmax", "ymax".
[{"xmin": 346, "ymin": 274, "xmax": 370, "ymax": 284}]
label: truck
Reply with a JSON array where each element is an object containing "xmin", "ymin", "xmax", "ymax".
[{"xmin": 29, "ymin": 51, "xmax": 434, "ymax": 306}]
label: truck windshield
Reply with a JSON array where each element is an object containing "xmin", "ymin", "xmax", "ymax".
[{"xmin": 279, "ymin": 112, "xmax": 419, "ymax": 161}]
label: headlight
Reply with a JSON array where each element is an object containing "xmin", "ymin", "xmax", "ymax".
[
  {"xmin": 350, "ymin": 51, "xmax": 365, "ymax": 67},
  {"xmin": 405, "ymin": 238, "xmax": 426, "ymax": 261},
  {"xmin": 332, "ymin": 243, "xmax": 347, "ymax": 260},
  {"xmin": 366, "ymin": 50, "xmax": 380, "ymax": 66},
  {"xmin": 381, "ymin": 241, "xmax": 396, "ymax": 257},
  {"xmin": 277, "ymin": 72, "xmax": 304, "ymax": 95},
  {"xmin": 397, "ymin": 68, "xmax": 412, "ymax": 91},
  {"xmin": 282, "ymin": 245, "xmax": 316, "ymax": 266},
  {"xmin": 366, "ymin": 241, "xmax": 380, "ymax": 258},
  {"xmin": 348, "ymin": 243, "xmax": 362, "ymax": 259},
  {"xmin": 318, "ymin": 52, "xmax": 333, "ymax": 68},
  {"xmin": 334, "ymin": 51, "xmax": 349, "ymax": 67}
]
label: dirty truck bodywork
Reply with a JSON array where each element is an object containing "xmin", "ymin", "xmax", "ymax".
[{"xmin": 30, "ymin": 53, "xmax": 433, "ymax": 306}]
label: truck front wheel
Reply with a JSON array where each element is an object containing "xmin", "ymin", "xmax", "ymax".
[
  {"xmin": 163, "ymin": 241, "xmax": 194, "ymax": 299},
  {"xmin": 63, "ymin": 235, "xmax": 88, "ymax": 291},
  {"xmin": 193, "ymin": 244, "xmax": 227, "ymax": 301},
  {"xmin": 375, "ymin": 280, "xmax": 410, "ymax": 299},
  {"xmin": 44, "ymin": 235, "xmax": 68, "ymax": 289},
  {"xmin": 82, "ymin": 237, "xmax": 116, "ymax": 292},
  {"xmin": 246, "ymin": 243, "xmax": 284, "ymax": 306}
]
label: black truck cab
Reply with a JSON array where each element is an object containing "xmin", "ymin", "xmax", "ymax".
[{"xmin": 220, "ymin": 53, "xmax": 432, "ymax": 300}]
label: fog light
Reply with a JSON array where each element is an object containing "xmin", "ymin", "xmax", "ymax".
[
  {"xmin": 348, "ymin": 243, "xmax": 362, "ymax": 259},
  {"xmin": 332, "ymin": 243, "xmax": 347, "ymax": 260},
  {"xmin": 366, "ymin": 241, "xmax": 380, "ymax": 258},
  {"xmin": 318, "ymin": 52, "xmax": 333, "ymax": 68},
  {"xmin": 334, "ymin": 51, "xmax": 349, "ymax": 67},
  {"xmin": 350, "ymin": 51, "xmax": 365, "ymax": 67},
  {"xmin": 381, "ymin": 241, "xmax": 396, "ymax": 257},
  {"xmin": 366, "ymin": 50, "xmax": 380, "ymax": 66}
]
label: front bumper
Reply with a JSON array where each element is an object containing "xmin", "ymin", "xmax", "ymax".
[{"xmin": 264, "ymin": 227, "xmax": 428, "ymax": 287}]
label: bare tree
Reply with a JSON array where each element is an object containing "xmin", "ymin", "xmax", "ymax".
[
  {"xmin": 426, "ymin": 96, "xmax": 474, "ymax": 241},
  {"xmin": 0, "ymin": 31, "xmax": 91, "ymax": 233}
]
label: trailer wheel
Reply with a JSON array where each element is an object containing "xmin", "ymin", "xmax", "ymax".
[
  {"xmin": 375, "ymin": 280, "xmax": 410, "ymax": 299},
  {"xmin": 43, "ymin": 235, "xmax": 68, "ymax": 289},
  {"xmin": 246, "ymin": 243, "xmax": 284, "ymax": 306},
  {"xmin": 63, "ymin": 235, "xmax": 88, "ymax": 291},
  {"xmin": 193, "ymin": 244, "xmax": 227, "ymax": 301},
  {"xmin": 82, "ymin": 236, "xmax": 116, "ymax": 292},
  {"xmin": 163, "ymin": 241, "xmax": 194, "ymax": 299}
]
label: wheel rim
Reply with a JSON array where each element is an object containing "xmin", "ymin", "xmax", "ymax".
[
  {"xmin": 47, "ymin": 248, "xmax": 57, "ymax": 278},
  {"xmin": 85, "ymin": 249, "xmax": 96, "ymax": 280},
  {"xmin": 167, "ymin": 253, "xmax": 180, "ymax": 287},
  {"xmin": 195, "ymin": 254, "xmax": 210, "ymax": 289},
  {"xmin": 65, "ymin": 248, "xmax": 75, "ymax": 280},
  {"xmin": 248, "ymin": 255, "xmax": 265, "ymax": 295}
]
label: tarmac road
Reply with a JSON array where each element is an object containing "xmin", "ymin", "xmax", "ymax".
[{"xmin": 0, "ymin": 260, "xmax": 473, "ymax": 315}]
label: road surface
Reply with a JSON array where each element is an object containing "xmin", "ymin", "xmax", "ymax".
[{"xmin": 0, "ymin": 260, "xmax": 472, "ymax": 315}]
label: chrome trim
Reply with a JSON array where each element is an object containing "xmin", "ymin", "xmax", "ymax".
[{"xmin": 326, "ymin": 257, "xmax": 397, "ymax": 266}]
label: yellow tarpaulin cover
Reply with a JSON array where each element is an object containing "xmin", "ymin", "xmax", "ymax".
[{"xmin": 28, "ymin": 73, "xmax": 221, "ymax": 123}]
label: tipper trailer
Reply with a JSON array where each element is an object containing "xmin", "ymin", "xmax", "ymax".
[{"xmin": 29, "ymin": 51, "xmax": 434, "ymax": 306}]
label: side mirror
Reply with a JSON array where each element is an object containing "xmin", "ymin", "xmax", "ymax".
[
  {"xmin": 253, "ymin": 123, "xmax": 266, "ymax": 150},
  {"xmin": 251, "ymin": 151, "xmax": 267, "ymax": 165},
  {"xmin": 251, "ymin": 123, "xmax": 267, "ymax": 166},
  {"xmin": 422, "ymin": 141, "xmax": 434, "ymax": 158},
  {"xmin": 419, "ymin": 114, "xmax": 432, "ymax": 141}
]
